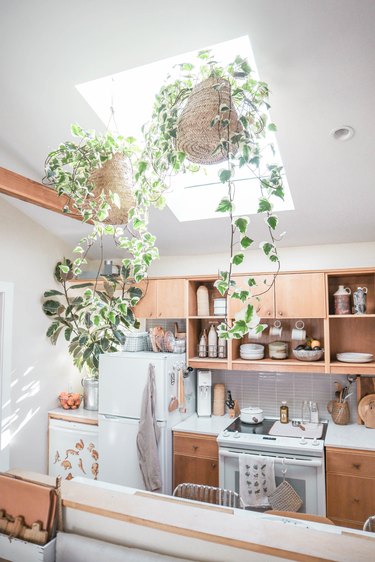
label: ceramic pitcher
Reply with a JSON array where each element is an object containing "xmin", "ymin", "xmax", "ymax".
[
  {"xmin": 353, "ymin": 286, "xmax": 368, "ymax": 315},
  {"xmin": 333, "ymin": 285, "xmax": 351, "ymax": 315}
]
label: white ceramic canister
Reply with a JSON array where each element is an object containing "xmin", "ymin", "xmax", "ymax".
[
  {"xmin": 240, "ymin": 407, "xmax": 264, "ymax": 424},
  {"xmin": 353, "ymin": 287, "xmax": 368, "ymax": 315},
  {"xmin": 197, "ymin": 285, "xmax": 209, "ymax": 316},
  {"xmin": 333, "ymin": 285, "xmax": 351, "ymax": 315}
]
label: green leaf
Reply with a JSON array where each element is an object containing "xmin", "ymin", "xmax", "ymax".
[
  {"xmin": 268, "ymin": 123, "xmax": 277, "ymax": 132},
  {"xmin": 247, "ymin": 277, "xmax": 256, "ymax": 287},
  {"xmin": 64, "ymin": 327, "xmax": 73, "ymax": 341},
  {"xmin": 68, "ymin": 283, "xmax": 94, "ymax": 290},
  {"xmin": 215, "ymin": 197, "xmax": 233, "ymax": 213},
  {"xmin": 219, "ymin": 169, "xmax": 232, "ymax": 183},
  {"xmin": 245, "ymin": 304, "xmax": 254, "ymax": 324},
  {"xmin": 43, "ymin": 290, "xmax": 63, "ymax": 297},
  {"xmin": 59, "ymin": 265, "xmax": 70, "ymax": 274},
  {"xmin": 42, "ymin": 300, "xmax": 61, "ymax": 316},
  {"xmin": 46, "ymin": 322, "xmax": 60, "ymax": 338},
  {"xmin": 262, "ymin": 242, "xmax": 274, "ymax": 256},
  {"xmin": 232, "ymin": 253, "xmax": 244, "ymax": 266},
  {"xmin": 240, "ymin": 236, "xmax": 253, "ymax": 249},
  {"xmin": 214, "ymin": 279, "xmax": 228, "ymax": 296},
  {"xmin": 104, "ymin": 224, "xmax": 115, "ymax": 235},
  {"xmin": 258, "ymin": 198, "xmax": 272, "ymax": 213},
  {"xmin": 267, "ymin": 215, "xmax": 278, "ymax": 230},
  {"xmin": 138, "ymin": 161, "xmax": 147, "ymax": 174},
  {"xmin": 113, "ymin": 330, "xmax": 125, "ymax": 344},
  {"xmin": 234, "ymin": 216, "xmax": 249, "ymax": 234}
]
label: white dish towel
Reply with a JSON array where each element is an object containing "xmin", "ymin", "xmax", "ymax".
[{"xmin": 239, "ymin": 453, "xmax": 276, "ymax": 508}]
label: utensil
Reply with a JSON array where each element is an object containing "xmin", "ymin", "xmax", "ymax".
[{"xmin": 343, "ymin": 392, "xmax": 353, "ymax": 401}]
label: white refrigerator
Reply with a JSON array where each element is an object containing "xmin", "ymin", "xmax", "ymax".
[{"xmin": 98, "ymin": 352, "xmax": 195, "ymax": 495}]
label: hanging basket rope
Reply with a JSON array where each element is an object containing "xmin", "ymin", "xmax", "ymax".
[
  {"xmin": 176, "ymin": 76, "xmax": 242, "ymax": 165},
  {"xmin": 88, "ymin": 153, "xmax": 135, "ymax": 224}
]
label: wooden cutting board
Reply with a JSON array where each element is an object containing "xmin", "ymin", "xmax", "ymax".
[{"xmin": 269, "ymin": 421, "xmax": 323, "ymax": 439}]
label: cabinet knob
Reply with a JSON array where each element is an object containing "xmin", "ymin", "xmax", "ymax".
[
  {"xmin": 353, "ymin": 498, "xmax": 360, "ymax": 503},
  {"xmin": 267, "ymin": 311, "xmax": 271, "ymax": 316},
  {"xmin": 192, "ymin": 445, "xmax": 199, "ymax": 451},
  {"xmin": 211, "ymin": 463, "xmax": 217, "ymax": 469},
  {"xmin": 278, "ymin": 312, "xmax": 283, "ymax": 316},
  {"xmin": 352, "ymin": 463, "xmax": 361, "ymax": 470}
]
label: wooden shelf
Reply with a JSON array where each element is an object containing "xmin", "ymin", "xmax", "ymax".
[
  {"xmin": 231, "ymin": 358, "xmax": 326, "ymax": 373},
  {"xmin": 188, "ymin": 316, "xmax": 225, "ymax": 320},
  {"xmin": 329, "ymin": 360, "xmax": 375, "ymax": 375},
  {"xmin": 188, "ymin": 357, "xmax": 229, "ymax": 371},
  {"xmin": 329, "ymin": 314, "xmax": 375, "ymax": 318}
]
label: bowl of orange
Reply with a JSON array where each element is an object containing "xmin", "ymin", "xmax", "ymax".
[{"xmin": 58, "ymin": 392, "xmax": 82, "ymax": 409}]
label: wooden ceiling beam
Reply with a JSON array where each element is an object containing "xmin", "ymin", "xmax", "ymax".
[{"xmin": 0, "ymin": 166, "xmax": 79, "ymax": 220}]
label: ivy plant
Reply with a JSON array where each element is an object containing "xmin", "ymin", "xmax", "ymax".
[
  {"xmin": 43, "ymin": 259, "xmax": 143, "ymax": 378},
  {"xmin": 139, "ymin": 51, "xmax": 285, "ymax": 339}
]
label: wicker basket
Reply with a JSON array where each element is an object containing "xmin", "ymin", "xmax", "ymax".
[
  {"xmin": 123, "ymin": 332, "xmax": 148, "ymax": 352},
  {"xmin": 88, "ymin": 153, "xmax": 135, "ymax": 224},
  {"xmin": 327, "ymin": 400, "xmax": 350, "ymax": 425},
  {"xmin": 176, "ymin": 76, "xmax": 242, "ymax": 165}
]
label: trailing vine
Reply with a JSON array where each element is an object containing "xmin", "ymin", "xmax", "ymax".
[{"xmin": 139, "ymin": 51, "xmax": 285, "ymax": 339}]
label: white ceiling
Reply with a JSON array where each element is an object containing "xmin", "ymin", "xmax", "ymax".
[{"xmin": 1, "ymin": 0, "xmax": 375, "ymax": 258}]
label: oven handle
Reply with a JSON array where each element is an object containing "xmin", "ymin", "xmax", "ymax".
[{"xmin": 219, "ymin": 449, "xmax": 322, "ymax": 467}]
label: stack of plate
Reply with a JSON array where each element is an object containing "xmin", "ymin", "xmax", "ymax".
[
  {"xmin": 213, "ymin": 298, "xmax": 226, "ymax": 316},
  {"xmin": 240, "ymin": 343, "xmax": 264, "ymax": 360},
  {"xmin": 336, "ymin": 352, "xmax": 373, "ymax": 363}
]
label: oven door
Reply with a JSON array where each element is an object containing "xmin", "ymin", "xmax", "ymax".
[{"xmin": 219, "ymin": 448, "xmax": 325, "ymax": 516}]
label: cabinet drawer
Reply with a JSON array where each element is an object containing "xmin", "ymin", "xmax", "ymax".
[
  {"xmin": 326, "ymin": 448, "xmax": 375, "ymax": 478},
  {"xmin": 173, "ymin": 432, "xmax": 218, "ymax": 459},
  {"xmin": 173, "ymin": 454, "xmax": 219, "ymax": 488},
  {"xmin": 326, "ymin": 473, "xmax": 375, "ymax": 524}
]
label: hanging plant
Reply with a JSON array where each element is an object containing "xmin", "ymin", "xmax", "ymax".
[
  {"xmin": 42, "ymin": 125, "xmax": 161, "ymax": 377},
  {"xmin": 139, "ymin": 51, "xmax": 285, "ymax": 339}
]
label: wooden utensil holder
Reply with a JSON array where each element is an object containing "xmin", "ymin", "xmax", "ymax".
[
  {"xmin": 228, "ymin": 400, "xmax": 240, "ymax": 418},
  {"xmin": 327, "ymin": 400, "xmax": 350, "ymax": 425}
]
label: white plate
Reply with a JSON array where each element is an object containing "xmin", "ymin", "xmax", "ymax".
[
  {"xmin": 240, "ymin": 354, "xmax": 264, "ymax": 360},
  {"xmin": 336, "ymin": 352, "xmax": 373, "ymax": 363}
]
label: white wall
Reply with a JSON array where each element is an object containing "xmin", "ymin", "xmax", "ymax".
[
  {"xmin": 0, "ymin": 196, "xmax": 79, "ymax": 473},
  {"xmin": 148, "ymin": 241, "xmax": 375, "ymax": 277}
]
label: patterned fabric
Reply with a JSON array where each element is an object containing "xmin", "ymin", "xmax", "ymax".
[{"xmin": 239, "ymin": 454, "xmax": 276, "ymax": 507}]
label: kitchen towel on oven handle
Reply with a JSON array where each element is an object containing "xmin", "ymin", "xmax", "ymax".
[{"xmin": 239, "ymin": 454, "xmax": 276, "ymax": 508}]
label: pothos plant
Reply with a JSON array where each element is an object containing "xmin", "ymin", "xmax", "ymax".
[
  {"xmin": 138, "ymin": 50, "xmax": 285, "ymax": 339},
  {"xmin": 43, "ymin": 259, "xmax": 143, "ymax": 377},
  {"xmin": 42, "ymin": 125, "xmax": 161, "ymax": 377}
]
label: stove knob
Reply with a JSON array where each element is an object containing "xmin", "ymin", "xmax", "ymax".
[
  {"xmin": 233, "ymin": 431, "xmax": 240, "ymax": 438},
  {"xmin": 222, "ymin": 430, "xmax": 229, "ymax": 437},
  {"xmin": 312, "ymin": 438, "xmax": 319, "ymax": 446},
  {"xmin": 299, "ymin": 437, "xmax": 307, "ymax": 445}
]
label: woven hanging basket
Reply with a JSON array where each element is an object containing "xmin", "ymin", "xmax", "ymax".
[
  {"xmin": 176, "ymin": 76, "xmax": 242, "ymax": 165},
  {"xmin": 88, "ymin": 152, "xmax": 135, "ymax": 224}
]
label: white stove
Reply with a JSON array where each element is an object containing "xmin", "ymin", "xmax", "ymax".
[{"xmin": 217, "ymin": 417, "xmax": 327, "ymax": 515}]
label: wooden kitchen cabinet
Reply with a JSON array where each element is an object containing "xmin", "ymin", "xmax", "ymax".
[
  {"xmin": 229, "ymin": 275, "xmax": 275, "ymax": 319},
  {"xmin": 326, "ymin": 447, "xmax": 375, "ymax": 528},
  {"xmin": 275, "ymin": 273, "xmax": 326, "ymax": 318},
  {"xmin": 133, "ymin": 278, "xmax": 186, "ymax": 318},
  {"xmin": 173, "ymin": 432, "xmax": 219, "ymax": 489}
]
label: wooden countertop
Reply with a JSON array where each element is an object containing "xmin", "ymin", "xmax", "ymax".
[{"xmin": 8, "ymin": 470, "xmax": 375, "ymax": 562}]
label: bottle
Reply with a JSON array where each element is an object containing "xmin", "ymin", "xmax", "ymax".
[
  {"xmin": 280, "ymin": 401, "xmax": 289, "ymax": 424},
  {"xmin": 301, "ymin": 400, "xmax": 311, "ymax": 424},
  {"xmin": 310, "ymin": 401, "xmax": 319, "ymax": 424},
  {"xmin": 333, "ymin": 285, "xmax": 351, "ymax": 315},
  {"xmin": 217, "ymin": 328, "xmax": 227, "ymax": 358},
  {"xmin": 198, "ymin": 329, "xmax": 208, "ymax": 358},
  {"xmin": 208, "ymin": 323, "xmax": 218, "ymax": 358}
]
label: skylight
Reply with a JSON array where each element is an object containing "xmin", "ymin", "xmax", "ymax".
[{"xmin": 76, "ymin": 36, "xmax": 294, "ymax": 222}]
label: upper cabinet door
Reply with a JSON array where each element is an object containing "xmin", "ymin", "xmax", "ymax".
[
  {"xmin": 157, "ymin": 279, "xmax": 186, "ymax": 318},
  {"xmin": 229, "ymin": 275, "xmax": 275, "ymax": 319},
  {"xmin": 133, "ymin": 280, "xmax": 157, "ymax": 318},
  {"xmin": 275, "ymin": 273, "xmax": 326, "ymax": 318}
]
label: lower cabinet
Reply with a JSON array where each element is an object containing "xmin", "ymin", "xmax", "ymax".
[
  {"xmin": 326, "ymin": 447, "xmax": 375, "ymax": 529},
  {"xmin": 48, "ymin": 417, "xmax": 99, "ymax": 481},
  {"xmin": 173, "ymin": 431, "xmax": 218, "ymax": 489}
]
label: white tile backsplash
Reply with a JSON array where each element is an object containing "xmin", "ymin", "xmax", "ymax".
[{"xmin": 212, "ymin": 370, "xmax": 358, "ymax": 422}]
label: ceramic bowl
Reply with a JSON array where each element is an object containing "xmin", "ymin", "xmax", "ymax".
[{"xmin": 293, "ymin": 349, "xmax": 324, "ymax": 362}]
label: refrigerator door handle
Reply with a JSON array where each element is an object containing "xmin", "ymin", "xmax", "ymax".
[{"xmin": 101, "ymin": 414, "xmax": 139, "ymax": 421}]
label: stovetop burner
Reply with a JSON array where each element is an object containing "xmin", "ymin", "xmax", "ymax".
[{"xmin": 225, "ymin": 417, "xmax": 276, "ymax": 435}]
